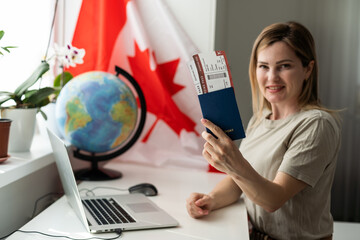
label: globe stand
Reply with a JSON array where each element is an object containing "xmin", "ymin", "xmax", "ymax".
[
  {"xmin": 73, "ymin": 66, "xmax": 147, "ymax": 181},
  {"xmin": 75, "ymin": 168, "xmax": 122, "ymax": 181},
  {"xmin": 74, "ymin": 151, "xmax": 122, "ymax": 181}
]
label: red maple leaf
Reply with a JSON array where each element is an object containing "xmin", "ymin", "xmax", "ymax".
[{"xmin": 128, "ymin": 41, "xmax": 198, "ymax": 142}]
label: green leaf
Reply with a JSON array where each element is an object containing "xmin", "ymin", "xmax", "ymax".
[
  {"xmin": 23, "ymin": 87, "xmax": 55, "ymax": 106},
  {"xmin": 53, "ymin": 71, "xmax": 73, "ymax": 87},
  {"xmin": 2, "ymin": 46, "xmax": 16, "ymax": 52},
  {"xmin": 0, "ymin": 91, "xmax": 12, "ymax": 96},
  {"xmin": 0, "ymin": 30, "xmax": 4, "ymax": 40},
  {"xmin": 1, "ymin": 47, "xmax": 10, "ymax": 53},
  {"xmin": 23, "ymin": 89, "xmax": 37, "ymax": 99},
  {"xmin": 0, "ymin": 91, "xmax": 13, "ymax": 107},
  {"xmin": 14, "ymin": 61, "xmax": 50, "ymax": 97},
  {"xmin": 0, "ymin": 96, "xmax": 12, "ymax": 106},
  {"xmin": 38, "ymin": 108, "xmax": 48, "ymax": 120},
  {"xmin": 36, "ymin": 97, "xmax": 51, "ymax": 109}
]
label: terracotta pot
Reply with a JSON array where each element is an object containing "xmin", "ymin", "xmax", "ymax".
[{"xmin": 0, "ymin": 119, "xmax": 12, "ymax": 162}]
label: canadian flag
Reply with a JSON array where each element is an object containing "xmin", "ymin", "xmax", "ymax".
[{"xmin": 70, "ymin": 0, "xmax": 218, "ymax": 171}]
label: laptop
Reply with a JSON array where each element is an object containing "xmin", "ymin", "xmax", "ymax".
[{"xmin": 47, "ymin": 128, "xmax": 179, "ymax": 233}]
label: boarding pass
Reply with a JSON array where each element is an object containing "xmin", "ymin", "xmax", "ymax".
[{"xmin": 187, "ymin": 51, "xmax": 233, "ymax": 95}]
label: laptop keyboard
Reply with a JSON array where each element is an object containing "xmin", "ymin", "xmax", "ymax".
[{"xmin": 82, "ymin": 198, "xmax": 136, "ymax": 225}]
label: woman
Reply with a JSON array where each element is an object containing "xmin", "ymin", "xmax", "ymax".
[{"xmin": 186, "ymin": 21, "xmax": 341, "ymax": 240}]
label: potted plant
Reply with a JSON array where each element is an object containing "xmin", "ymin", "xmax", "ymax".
[
  {"xmin": 0, "ymin": 61, "xmax": 55, "ymax": 152},
  {"xmin": 0, "ymin": 29, "xmax": 84, "ymax": 152},
  {"xmin": 0, "ymin": 29, "xmax": 55, "ymax": 152}
]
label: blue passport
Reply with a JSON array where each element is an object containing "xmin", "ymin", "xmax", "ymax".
[
  {"xmin": 188, "ymin": 51, "xmax": 245, "ymax": 140},
  {"xmin": 198, "ymin": 87, "xmax": 245, "ymax": 140}
]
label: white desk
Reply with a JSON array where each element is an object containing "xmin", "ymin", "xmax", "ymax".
[
  {"xmin": 0, "ymin": 133, "xmax": 60, "ymax": 236},
  {"xmin": 7, "ymin": 162, "xmax": 249, "ymax": 240}
]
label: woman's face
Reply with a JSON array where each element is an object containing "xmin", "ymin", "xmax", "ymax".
[{"xmin": 256, "ymin": 41, "xmax": 313, "ymax": 111}]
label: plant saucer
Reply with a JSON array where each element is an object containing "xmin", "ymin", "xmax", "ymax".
[{"xmin": 0, "ymin": 155, "xmax": 10, "ymax": 163}]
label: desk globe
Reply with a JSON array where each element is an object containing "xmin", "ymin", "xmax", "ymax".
[{"xmin": 55, "ymin": 66, "xmax": 146, "ymax": 180}]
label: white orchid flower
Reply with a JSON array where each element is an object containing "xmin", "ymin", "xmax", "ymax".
[
  {"xmin": 64, "ymin": 44, "xmax": 85, "ymax": 68},
  {"xmin": 53, "ymin": 43, "xmax": 85, "ymax": 68}
]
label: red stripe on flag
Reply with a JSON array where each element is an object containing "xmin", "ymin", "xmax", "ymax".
[
  {"xmin": 69, "ymin": 0, "xmax": 130, "ymax": 76},
  {"xmin": 208, "ymin": 164, "xmax": 225, "ymax": 173}
]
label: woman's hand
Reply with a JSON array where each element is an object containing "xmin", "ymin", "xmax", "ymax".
[
  {"xmin": 186, "ymin": 176, "xmax": 243, "ymax": 218},
  {"xmin": 186, "ymin": 192, "xmax": 215, "ymax": 218},
  {"xmin": 201, "ymin": 119, "xmax": 244, "ymax": 175}
]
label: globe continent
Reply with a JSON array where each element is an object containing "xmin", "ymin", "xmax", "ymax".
[{"xmin": 55, "ymin": 71, "xmax": 138, "ymax": 153}]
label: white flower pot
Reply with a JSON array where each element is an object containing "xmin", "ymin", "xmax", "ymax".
[{"xmin": 1, "ymin": 108, "xmax": 37, "ymax": 152}]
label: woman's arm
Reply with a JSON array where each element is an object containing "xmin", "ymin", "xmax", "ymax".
[
  {"xmin": 208, "ymin": 175, "xmax": 243, "ymax": 210},
  {"xmin": 201, "ymin": 118, "xmax": 308, "ymax": 212},
  {"xmin": 231, "ymin": 163, "xmax": 307, "ymax": 212},
  {"xmin": 186, "ymin": 176, "xmax": 242, "ymax": 218}
]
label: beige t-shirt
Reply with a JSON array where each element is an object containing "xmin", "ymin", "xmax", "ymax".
[{"xmin": 240, "ymin": 109, "xmax": 341, "ymax": 240}]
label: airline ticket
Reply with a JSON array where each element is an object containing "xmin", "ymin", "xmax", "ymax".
[{"xmin": 187, "ymin": 51, "xmax": 233, "ymax": 95}]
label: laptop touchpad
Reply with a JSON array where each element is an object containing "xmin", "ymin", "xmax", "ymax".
[{"xmin": 127, "ymin": 203, "xmax": 159, "ymax": 213}]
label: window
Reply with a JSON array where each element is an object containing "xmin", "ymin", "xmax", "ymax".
[{"xmin": 0, "ymin": 0, "xmax": 55, "ymax": 106}]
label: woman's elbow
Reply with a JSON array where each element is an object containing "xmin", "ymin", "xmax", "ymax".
[
  {"xmin": 262, "ymin": 202, "xmax": 284, "ymax": 213},
  {"xmin": 263, "ymin": 206, "xmax": 279, "ymax": 213}
]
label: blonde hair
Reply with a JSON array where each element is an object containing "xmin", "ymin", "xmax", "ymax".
[{"xmin": 248, "ymin": 21, "xmax": 339, "ymax": 125}]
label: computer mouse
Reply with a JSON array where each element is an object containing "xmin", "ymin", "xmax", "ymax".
[{"xmin": 128, "ymin": 183, "xmax": 158, "ymax": 196}]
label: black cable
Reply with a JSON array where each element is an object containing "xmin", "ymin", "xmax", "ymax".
[
  {"xmin": 31, "ymin": 192, "xmax": 63, "ymax": 219},
  {"xmin": 79, "ymin": 187, "xmax": 128, "ymax": 197},
  {"xmin": 0, "ymin": 229, "xmax": 122, "ymax": 240},
  {"xmin": 44, "ymin": 0, "xmax": 59, "ymax": 60},
  {"xmin": 38, "ymin": 0, "xmax": 59, "ymax": 91}
]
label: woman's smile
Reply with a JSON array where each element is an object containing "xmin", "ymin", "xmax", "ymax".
[{"xmin": 266, "ymin": 85, "xmax": 284, "ymax": 93}]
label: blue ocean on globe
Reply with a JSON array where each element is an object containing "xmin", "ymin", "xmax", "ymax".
[{"xmin": 55, "ymin": 71, "xmax": 138, "ymax": 153}]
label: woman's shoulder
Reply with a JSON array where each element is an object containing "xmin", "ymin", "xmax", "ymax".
[
  {"xmin": 298, "ymin": 108, "xmax": 329, "ymax": 119},
  {"xmin": 295, "ymin": 109, "xmax": 341, "ymax": 136},
  {"xmin": 248, "ymin": 108, "xmax": 340, "ymax": 133},
  {"xmin": 298, "ymin": 108, "xmax": 339, "ymax": 123}
]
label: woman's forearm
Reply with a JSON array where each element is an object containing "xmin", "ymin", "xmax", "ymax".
[
  {"xmin": 208, "ymin": 175, "xmax": 243, "ymax": 210},
  {"xmin": 229, "ymin": 159, "xmax": 307, "ymax": 212}
]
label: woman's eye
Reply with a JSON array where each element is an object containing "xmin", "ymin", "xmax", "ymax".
[
  {"xmin": 258, "ymin": 65, "xmax": 268, "ymax": 69},
  {"xmin": 280, "ymin": 64, "xmax": 291, "ymax": 69}
]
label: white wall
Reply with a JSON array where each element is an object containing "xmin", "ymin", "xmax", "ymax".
[
  {"xmin": 0, "ymin": 0, "xmax": 54, "ymax": 94},
  {"xmin": 59, "ymin": 0, "xmax": 217, "ymax": 53},
  {"xmin": 165, "ymin": 0, "xmax": 216, "ymax": 52}
]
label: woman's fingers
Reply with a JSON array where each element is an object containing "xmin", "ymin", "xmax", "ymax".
[
  {"xmin": 201, "ymin": 118, "xmax": 228, "ymax": 140},
  {"xmin": 202, "ymin": 147, "xmax": 219, "ymax": 170},
  {"xmin": 201, "ymin": 119, "xmax": 233, "ymax": 153},
  {"xmin": 201, "ymin": 118, "xmax": 242, "ymax": 174},
  {"xmin": 186, "ymin": 193, "xmax": 211, "ymax": 218}
]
